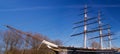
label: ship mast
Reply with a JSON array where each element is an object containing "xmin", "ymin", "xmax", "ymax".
[
  {"xmin": 83, "ymin": 5, "xmax": 88, "ymax": 48},
  {"xmin": 107, "ymin": 25, "xmax": 112, "ymax": 49},
  {"xmin": 98, "ymin": 11, "xmax": 103, "ymax": 49},
  {"xmin": 71, "ymin": 5, "xmax": 98, "ymax": 48}
]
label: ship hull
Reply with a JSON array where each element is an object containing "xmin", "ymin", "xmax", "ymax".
[{"xmin": 53, "ymin": 47, "xmax": 116, "ymax": 54}]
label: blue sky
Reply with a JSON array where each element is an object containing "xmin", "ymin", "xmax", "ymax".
[{"xmin": 0, "ymin": 0, "xmax": 120, "ymax": 47}]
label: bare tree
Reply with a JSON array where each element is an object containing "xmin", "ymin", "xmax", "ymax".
[
  {"xmin": 2, "ymin": 29, "xmax": 62, "ymax": 54},
  {"xmin": 90, "ymin": 41, "xmax": 100, "ymax": 49},
  {"xmin": 53, "ymin": 39, "xmax": 63, "ymax": 45},
  {"xmin": 3, "ymin": 30, "xmax": 22, "ymax": 54}
]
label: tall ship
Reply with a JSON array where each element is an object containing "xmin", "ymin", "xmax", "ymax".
[
  {"xmin": 50, "ymin": 5, "xmax": 117, "ymax": 54},
  {"xmin": 4, "ymin": 5, "xmax": 117, "ymax": 54}
]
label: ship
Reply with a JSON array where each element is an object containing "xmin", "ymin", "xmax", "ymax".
[
  {"xmin": 48, "ymin": 5, "xmax": 117, "ymax": 54},
  {"xmin": 4, "ymin": 5, "xmax": 117, "ymax": 54}
]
